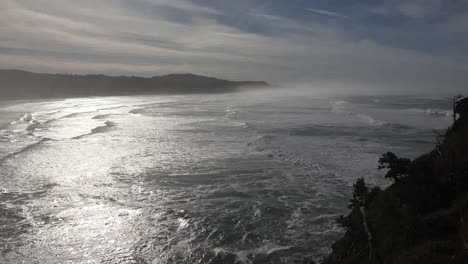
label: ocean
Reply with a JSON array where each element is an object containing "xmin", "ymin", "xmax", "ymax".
[{"xmin": 0, "ymin": 89, "xmax": 452, "ymax": 263}]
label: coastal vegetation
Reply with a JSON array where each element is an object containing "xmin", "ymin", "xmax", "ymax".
[{"xmin": 324, "ymin": 96, "xmax": 468, "ymax": 264}]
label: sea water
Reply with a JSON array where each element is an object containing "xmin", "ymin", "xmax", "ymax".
[{"xmin": 0, "ymin": 90, "xmax": 452, "ymax": 263}]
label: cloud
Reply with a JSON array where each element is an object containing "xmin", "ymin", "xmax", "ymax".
[
  {"xmin": 441, "ymin": 12, "xmax": 468, "ymax": 33},
  {"xmin": 0, "ymin": 0, "xmax": 467, "ymax": 93},
  {"xmin": 143, "ymin": 0, "xmax": 220, "ymax": 14},
  {"xmin": 305, "ymin": 8, "xmax": 348, "ymax": 19},
  {"xmin": 249, "ymin": 12, "xmax": 336, "ymax": 34},
  {"xmin": 370, "ymin": 0, "xmax": 443, "ymax": 18}
]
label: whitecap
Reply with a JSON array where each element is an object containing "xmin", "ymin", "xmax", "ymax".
[
  {"xmin": 356, "ymin": 114, "xmax": 386, "ymax": 126},
  {"xmin": 329, "ymin": 100, "xmax": 349, "ymax": 114},
  {"xmin": 409, "ymin": 108, "xmax": 452, "ymax": 117}
]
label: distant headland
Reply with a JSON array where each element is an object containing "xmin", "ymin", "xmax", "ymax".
[{"xmin": 0, "ymin": 69, "xmax": 269, "ymax": 99}]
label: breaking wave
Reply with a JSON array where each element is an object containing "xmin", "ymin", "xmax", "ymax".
[
  {"xmin": 409, "ymin": 108, "xmax": 452, "ymax": 117},
  {"xmin": 330, "ymin": 100, "xmax": 385, "ymax": 126},
  {"xmin": 0, "ymin": 138, "xmax": 52, "ymax": 163},
  {"xmin": 223, "ymin": 107, "xmax": 240, "ymax": 119},
  {"xmin": 7, "ymin": 113, "xmax": 41, "ymax": 132},
  {"xmin": 72, "ymin": 121, "xmax": 116, "ymax": 140},
  {"xmin": 355, "ymin": 114, "xmax": 385, "ymax": 126},
  {"xmin": 329, "ymin": 100, "xmax": 348, "ymax": 115}
]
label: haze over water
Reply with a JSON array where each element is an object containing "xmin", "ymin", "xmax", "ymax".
[{"xmin": 0, "ymin": 90, "xmax": 452, "ymax": 263}]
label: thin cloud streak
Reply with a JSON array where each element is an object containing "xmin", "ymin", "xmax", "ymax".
[
  {"xmin": 305, "ymin": 8, "xmax": 348, "ymax": 19},
  {"xmin": 143, "ymin": 0, "xmax": 220, "ymax": 14}
]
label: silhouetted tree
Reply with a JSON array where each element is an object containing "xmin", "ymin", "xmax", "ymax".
[
  {"xmin": 349, "ymin": 178, "xmax": 368, "ymax": 209},
  {"xmin": 378, "ymin": 152, "xmax": 411, "ymax": 182},
  {"xmin": 326, "ymin": 97, "xmax": 468, "ymax": 264},
  {"xmin": 337, "ymin": 178, "xmax": 370, "ymax": 231},
  {"xmin": 453, "ymin": 95, "xmax": 464, "ymax": 123},
  {"xmin": 454, "ymin": 95, "xmax": 468, "ymax": 125},
  {"xmin": 336, "ymin": 214, "xmax": 351, "ymax": 230}
]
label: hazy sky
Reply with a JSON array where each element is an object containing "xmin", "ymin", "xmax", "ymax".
[{"xmin": 1, "ymin": 0, "xmax": 467, "ymax": 92}]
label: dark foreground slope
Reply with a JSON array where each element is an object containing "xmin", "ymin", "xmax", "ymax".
[
  {"xmin": 0, "ymin": 69, "xmax": 269, "ymax": 99},
  {"xmin": 324, "ymin": 97, "xmax": 468, "ymax": 264}
]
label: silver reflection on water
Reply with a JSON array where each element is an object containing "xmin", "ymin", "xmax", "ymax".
[{"xmin": 0, "ymin": 92, "xmax": 451, "ymax": 263}]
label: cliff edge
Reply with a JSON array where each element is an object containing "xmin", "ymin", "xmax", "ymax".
[{"xmin": 324, "ymin": 96, "xmax": 468, "ymax": 264}]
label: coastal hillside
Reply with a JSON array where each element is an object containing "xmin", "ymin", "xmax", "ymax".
[
  {"xmin": 0, "ymin": 70, "xmax": 269, "ymax": 99},
  {"xmin": 324, "ymin": 96, "xmax": 468, "ymax": 264}
]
